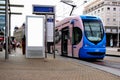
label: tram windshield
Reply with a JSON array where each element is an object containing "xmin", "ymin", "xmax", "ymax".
[{"xmin": 83, "ymin": 20, "xmax": 104, "ymax": 43}]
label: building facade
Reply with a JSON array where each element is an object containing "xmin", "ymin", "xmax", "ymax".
[
  {"xmin": 0, "ymin": 15, "xmax": 5, "ymax": 41},
  {"xmin": 13, "ymin": 24, "xmax": 25, "ymax": 43},
  {"xmin": 83, "ymin": 0, "xmax": 120, "ymax": 47}
]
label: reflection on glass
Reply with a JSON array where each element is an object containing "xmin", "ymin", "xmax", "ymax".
[{"xmin": 84, "ymin": 21, "xmax": 104, "ymax": 42}]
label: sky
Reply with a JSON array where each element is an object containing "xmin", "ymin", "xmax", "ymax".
[{"xmin": 10, "ymin": 0, "xmax": 86, "ymax": 35}]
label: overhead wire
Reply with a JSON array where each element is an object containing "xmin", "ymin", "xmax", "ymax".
[
  {"xmin": 56, "ymin": 1, "xmax": 72, "ymax": 18},
  {"xmin": 56, "ymin": 0, "xmax": 87, "ymax": 18}
]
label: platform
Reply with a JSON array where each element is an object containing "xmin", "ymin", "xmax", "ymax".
[{"xmin": 0, "ymin": 48, "xmax": 119, "ymax": 80}]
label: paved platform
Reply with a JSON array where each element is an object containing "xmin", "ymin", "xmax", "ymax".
[
  {"xmin": 106, "ymin": 47, "xmax": 120, "ymax": 57},
  {"xmin": 0, "ymin": 48, "xmax": 120, "ymax": 80}
]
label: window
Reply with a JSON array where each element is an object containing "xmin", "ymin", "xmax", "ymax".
[
  {"xmin": 55, "ymin": 30, "xmax": 61, "ymax": 43},
  {"xmin": 113, "ymin": 18, "xmax": 116, "ymax": 21},
  {"xmin": 107, "ymin": 18, "xmax": 110, "ymax": 21},
  {"xmin": 83, "ymin": 20, "xmax": 104, "ymax": 43},
  {"xmin": 113, "ymin": 8, "xmax": 116, "ymax": 11},
  {"xmin": 112, "ymin": 2, "xmax": 117, "ymax": 5},
  {"xmin": 101, "ymin": 2, "xmax": 104, "ymax": 6},
  {"xmin": 94, "ymin": 11, "xmax": 96, "ymax": 14},
  {"xmin": 106, "ymin": 1, "xmax": 111, "ymax": 5},
  {"xmin": 98, "ymin": 10, "xmax": 100, "ymax": 13},
  {"xmin": 101, "ymin": 8, "xmax": 104, "ymax": 11},
  {"xmin": 107, "ymin": 7, "xmax": 110, "ymax": 10},
  {"xmin": 118, "ymin": 2, "xmax": 120, "ymax": 5},
  {"xmin": 72, "ymin": 27, "xmax": 82, "ymax": 45}
]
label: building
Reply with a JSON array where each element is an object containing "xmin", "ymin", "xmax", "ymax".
[
  {"xmin": 83, "ymin": 0, "xmax": 120, "ymax": 47},
  {"xmin": 0, "ymin": 15, "xmax": 5, "ymax": 41},
  {"xmin": 13, "ymin": 23, "xmax": 25, "ymax": 42}
]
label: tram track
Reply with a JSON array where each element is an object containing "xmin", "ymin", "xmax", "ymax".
[
  {"xmin": 77, "ymin": 56, "xmax": 120, "ymax": 77},
  {"xmin": 83, "ymin": 56, "xmax": 120, "ymax": 70}
]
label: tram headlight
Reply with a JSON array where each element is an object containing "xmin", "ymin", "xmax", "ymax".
[
  {"xmin": 102, "ymin": 44, "xmax": 106, "ymax": 47},
  {"xmin": 85, "ymin": 44, "xmax": 89, "ymax": 47}
]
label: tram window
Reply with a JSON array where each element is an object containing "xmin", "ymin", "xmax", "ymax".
[
  {"xmin": 55, "ymin": 30, "xmax": 61, "ymax": 43},
  {"xmin": 72, "ymin": 27, "xmax": 82, "ymax": 45}
]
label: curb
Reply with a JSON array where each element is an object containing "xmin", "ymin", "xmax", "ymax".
[{"xmin": 106, "ymin": 54, "xmax": 120, "ymax": 57}]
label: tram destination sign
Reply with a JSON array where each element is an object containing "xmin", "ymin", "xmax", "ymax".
[{"xmin": 33, "ymin": 5, "xmax": 55, "ymax": 15}]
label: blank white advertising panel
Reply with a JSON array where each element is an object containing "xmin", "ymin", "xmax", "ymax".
[{"xmin": 26, "ymin": 16, "xmax": 45, "ymax": 58}]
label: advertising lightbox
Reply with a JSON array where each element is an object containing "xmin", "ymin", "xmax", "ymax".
[{"xmin": 26, "ymin": 16, "xmax": 45, "ymax": 58}]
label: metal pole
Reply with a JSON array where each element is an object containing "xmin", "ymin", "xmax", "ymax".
[
  {"xmin": 53, "ymin": 14, "xmax": 55, "ymax": 58},
  {"xmin": 8, "ymin": 12, "xmax": 11, "ymax": 54},
  {"xmin": 8, "ymin": 0, "xmax": 11, "ymax": 54},
  {"xmin": 5, "ymin": 0, "xmax": 9, "ymax": 59},
  {"xmin": 45, "ymin": 15, "xmax": 47, "ymax": 58},
  {"xmin": 117, "ymin": 15, "xmax": 119, "ymax": 47},
  {"xmin": 118, "ymin": 19, "xmax": 119, "ymax": 47}
]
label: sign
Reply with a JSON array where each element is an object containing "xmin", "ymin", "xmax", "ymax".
[
  {"xmin": 32, "ymin": 5, "xmax": 55, "ymax": 58},
  {"xmin": 47, "ymin": 15, "xmax": 54, "ymax": 42},
  {"xmin": 33, "ymin": 5, "xmax": 55, "ymax": 14}
]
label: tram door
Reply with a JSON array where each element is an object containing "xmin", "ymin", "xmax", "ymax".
[{"xmin": 61, "ymin": 27, "xmax": 69, "ymax": 56}]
